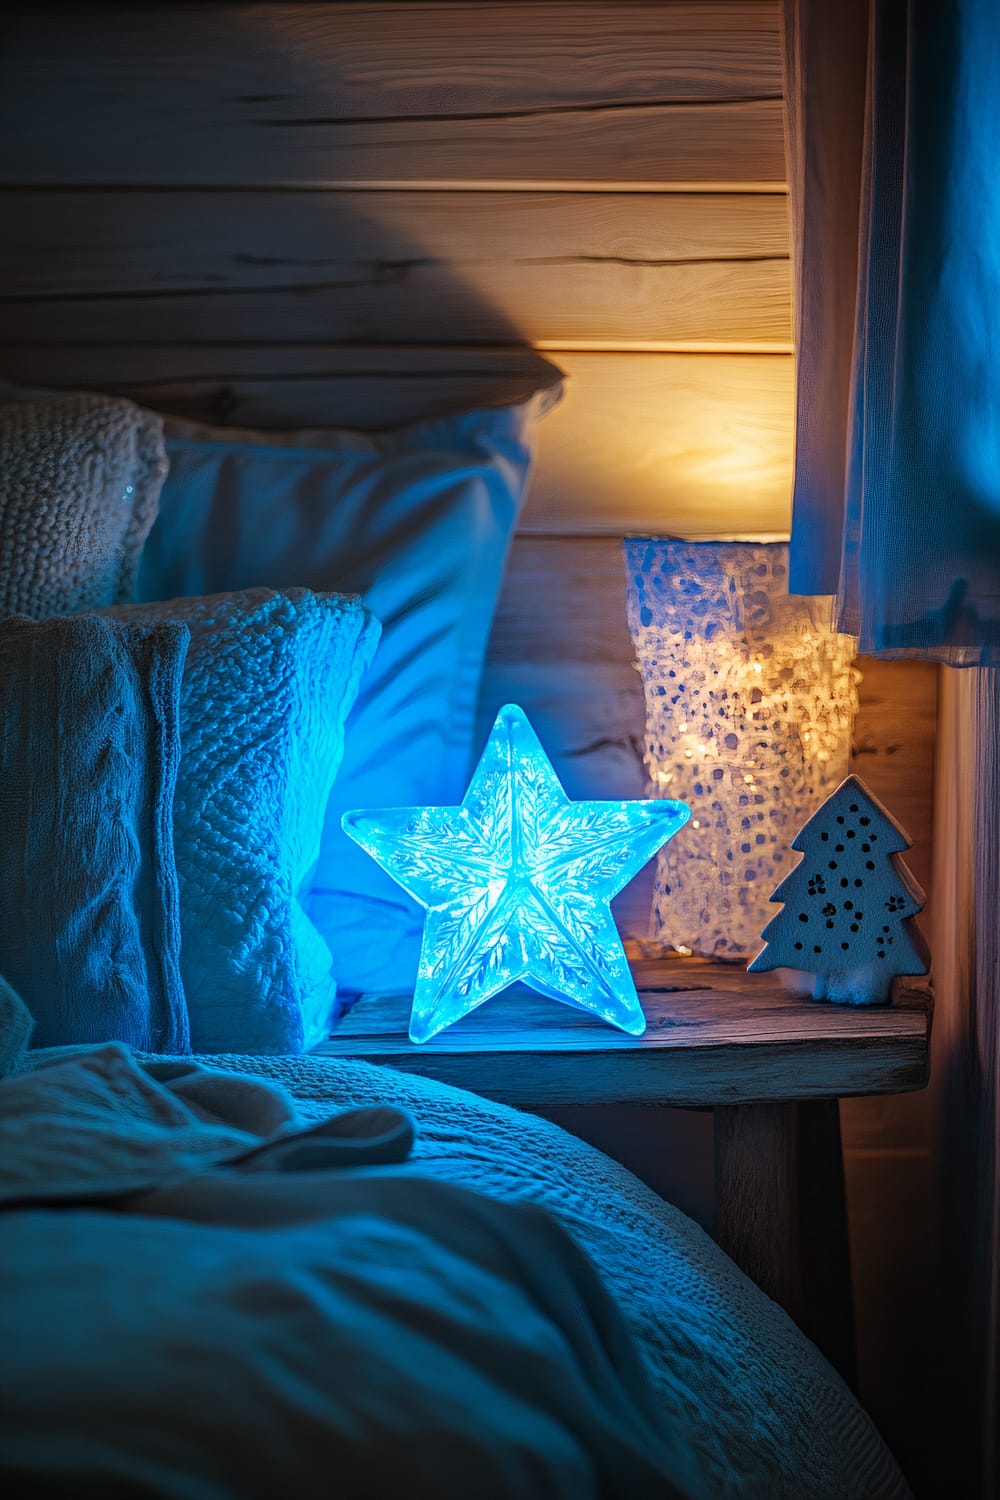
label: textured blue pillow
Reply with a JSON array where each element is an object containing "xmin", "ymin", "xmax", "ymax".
[
  {"xmin": 0, "ymin": 613, "xmax": 188, "ymax": 1052},
  {"xmin": 108, "ymin": 589, "xmax": 380, "ymax": 1052},
  {"xmin": 137, "ymin": 395, "xmax": 557, "ymax": 1000}
]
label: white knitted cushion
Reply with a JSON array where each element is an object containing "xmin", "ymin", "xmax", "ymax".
[
  {"xmin": 0, "ymin": 613, "xmax": 188, "ymax": 1052},
  {"xmin": 108, "ymin": 588, "xmax": 380, "ymax": 1054},
  {"xmin": 0, "ymin": 393, "xmax": 167, "ymax": 615}
]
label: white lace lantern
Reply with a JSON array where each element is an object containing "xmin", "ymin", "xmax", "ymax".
[{"xmin": 623, "ymin": 540, "xmax": 859, "ymax": 960}]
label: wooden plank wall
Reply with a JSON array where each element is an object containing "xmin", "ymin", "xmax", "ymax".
[
  {"xmin": 2, "ymin": 3, "xmax": 788, "ymax": 189},
  {"xmin": 0, "ymin": 5, "xmax": 939, "ymax": 1482},
  {"xmin": 0, "ymin": 1, "xmax": 795, "ymax": 537},
  {"xmin": 0, "ymin": 0, "xmax": 804, "ymax": 934}
]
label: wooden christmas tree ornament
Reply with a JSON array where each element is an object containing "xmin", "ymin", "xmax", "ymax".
[{"xmin": 747, "ymin": 775, "xmax": 929, "ymax": 1005}]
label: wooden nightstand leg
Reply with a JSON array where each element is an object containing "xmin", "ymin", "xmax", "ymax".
[
  {"xmin": 715, "ymin": 1102, "xmax": 803, "ymax": 1319},
  {"xmin": 714, "ymin": 1100, "xmax": 856, "ymax": 1388},
  {"xmin": 796, "ymin": 1098, "xmax": 857, "ymax": 1389}
]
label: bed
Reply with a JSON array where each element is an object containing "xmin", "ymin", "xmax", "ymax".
[
  {"xmin": 0, "ymin": 398, "xmax": 914, "ymax": 1496},
  {"xmin": 0, "ymin": 981, "xmax": 910, "ymax": 1499},
  {"xmin": 0, "ymin": 386, "xmax": 912, "ymax": 1495},
  {"xmin": 0, "ymin": 4, "xmax": 916, "ymax": 1495}
]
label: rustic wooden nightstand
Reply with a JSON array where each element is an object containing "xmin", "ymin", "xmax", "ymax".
[{"xmin": 319, "ymin": 952, "xmax": 933, "ymax": 1386}]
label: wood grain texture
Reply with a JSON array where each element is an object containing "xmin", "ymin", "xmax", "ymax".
[
  {"xmin": 843, "ymin": 1144, "xmax": 936, "ymax": 1479},
  {"xmin": 931, "ymin": 668, "xmax": 1000, "ymax": 1500},
  {"xmin": 967, "ymin": 670, "xmax": 998, "ymax": 1496},
  {"xmin": 0, "ymin": 190, "xmax": 792, "ymax": 348},
  {"xmin": 0, "ymin": 346, "xmax": 795, "ymax": 534},
  {"xmin": 839, "ymin": 657, "xmax": 936, "ymax": 1155},
  {"xmin": 0, "ymin": 341, "xmax": 564, "ymax": 433},
  {"xmin": 714, "ymin": 1102, "xmax": 801, "ymax": 1310},
  {"xmin": 716, "ymin": 1097, "xmax": 857, "ymax": 1384},
  {"xmin": 795, "ymin": 1099, "xmax": 857, "ymax": 1385},
  {"xmin": 849, "ymin": 656, "xmax": 937, "ymax": 907},
  {"xmin": 530, "ymin": 350, "xmax": 793, "ymax": 535},
  {"xmin": 0, "ymin": 3, "xmax": 784, "ymax": 188},
  {"xmin": 319, "ymin": 956, "xmax": 932, "ymax": 1107},
  {"xmin": 479, "ymin": 538, "xmax": 644, "ymax": 792}
]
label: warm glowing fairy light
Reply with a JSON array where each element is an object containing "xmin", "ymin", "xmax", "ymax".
[{"xmin": 624, "ymin": 540, "xmax": 858, "ymax": 960}]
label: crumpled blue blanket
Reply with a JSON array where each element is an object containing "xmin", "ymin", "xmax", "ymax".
[
  {"xmin": 0, "ymin": 1039, "xmax": 416, "ymax": 1202},
  {"xmin": 0, "ymin": 978, "xmax": 689, "ymax": 1499}
]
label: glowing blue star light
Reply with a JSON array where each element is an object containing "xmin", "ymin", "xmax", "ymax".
[{"xmin": 343, "ymin": 705, "xmax": 690, "ymax": 1043}]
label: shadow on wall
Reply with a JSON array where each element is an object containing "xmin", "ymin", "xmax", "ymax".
[
  {"xmin": 0, "ymin": 7, "xmax": 655, "ymax": 928},
  {"xmin": 0, "ymin": 0, "xmax": 565, "ymax": 428}
]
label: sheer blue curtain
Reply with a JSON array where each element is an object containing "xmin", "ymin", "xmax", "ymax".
[
  {"xmin": 784, "ymin": 10, "xmax": 1000, "ymax": 1489},
  {"xmin": 783, "ymin": 0, "xmax": 1000, "ymax": 664}
]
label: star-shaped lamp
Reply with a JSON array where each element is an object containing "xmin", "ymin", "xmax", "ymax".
[{"xmin": 342, "ymin": 704, "xmax": 690, "ymax": 1043}]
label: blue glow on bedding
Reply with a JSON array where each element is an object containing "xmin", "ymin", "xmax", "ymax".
[{"xmin": 343, "ymin": 704, "xmax": 689, "ymax": 1042}]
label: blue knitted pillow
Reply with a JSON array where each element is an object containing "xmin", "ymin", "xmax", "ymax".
[
  {"xmin": 107, "ymin": 588, "xmax": 380, "ymax": 1054},
  {"xmin": 0, "ymin": 613, "xmax": 188, "ymax": 1052}
]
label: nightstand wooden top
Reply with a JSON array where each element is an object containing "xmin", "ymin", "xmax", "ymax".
[{"xmin": 317, "ymin": 955, "xmax": 932, "ymax": 1108}]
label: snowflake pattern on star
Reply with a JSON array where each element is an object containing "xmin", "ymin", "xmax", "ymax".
[{"xmin": 343, "ymin": 704, "xmax": 690, "ymax": 1042}]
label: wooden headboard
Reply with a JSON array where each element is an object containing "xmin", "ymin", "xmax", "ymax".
[{"xmin": 0, "ymin": 0, "xmax": 933, "ymax": 931}]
